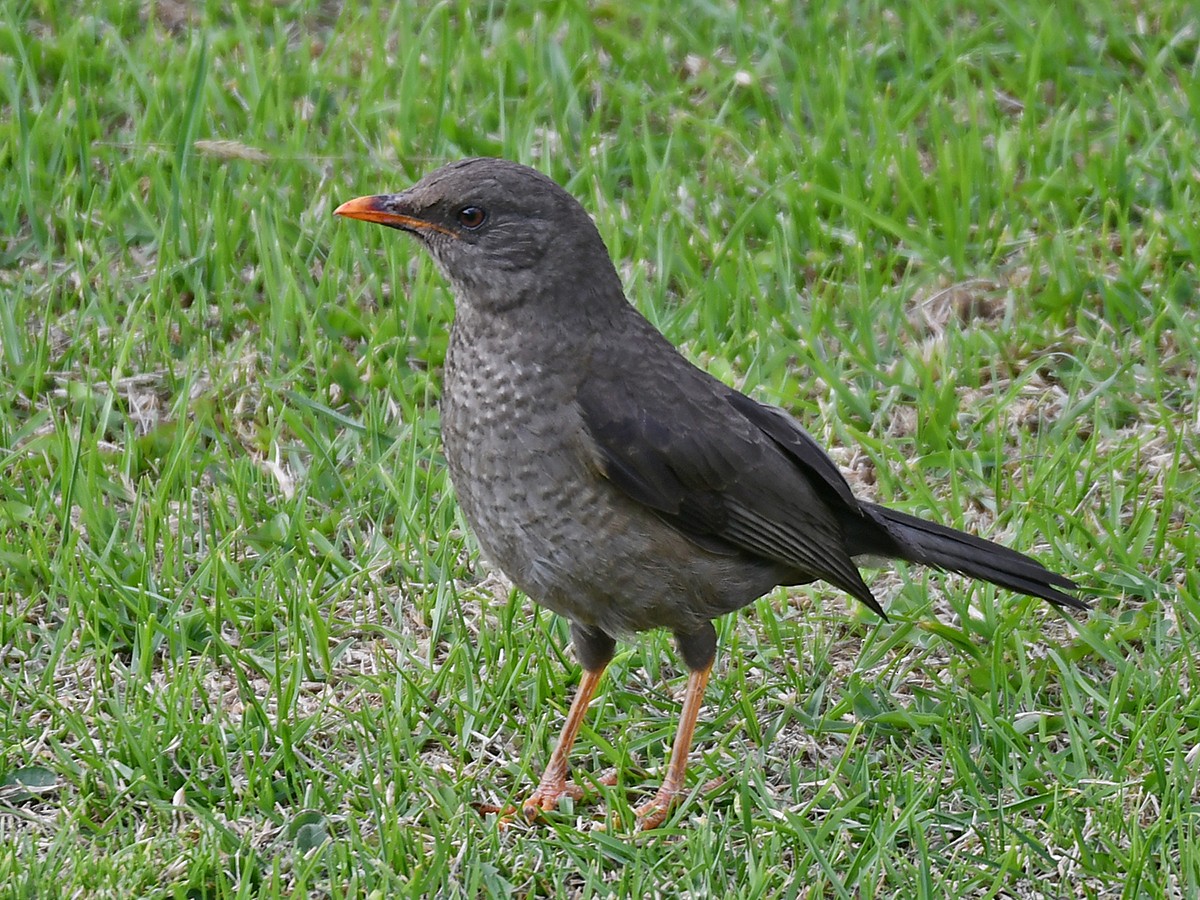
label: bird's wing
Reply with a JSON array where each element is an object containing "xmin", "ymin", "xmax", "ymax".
[
  {"xmin": 721, "ymin": 390, "xmax": 861, "ymax": 510},
  {"xmin": 575, "ymin": 363, "xmax": 885, "ymax": 616}
]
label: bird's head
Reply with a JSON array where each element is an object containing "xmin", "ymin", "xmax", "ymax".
[{"xmin": 335, "ymin": 158, "xmax": 620, "ymax": 316}]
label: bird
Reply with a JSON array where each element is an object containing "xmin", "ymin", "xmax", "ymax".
[{"xmin": 334, "ymin": 157, "xmax": 1085, "ymax": 830}]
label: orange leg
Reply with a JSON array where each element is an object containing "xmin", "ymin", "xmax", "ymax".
[
  {"xmin": 521, "ymin": 665, "xmax": 606, "ymax": 819},
  {"xmin": 635, "ymin": 661, "xmax": 712, "ymax": 830}
]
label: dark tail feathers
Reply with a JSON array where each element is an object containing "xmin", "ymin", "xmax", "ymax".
[{"xmin": 862, "ymin": 503, "xmax": 1086, "ymax": 611}]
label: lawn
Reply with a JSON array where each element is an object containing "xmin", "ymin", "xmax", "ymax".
[{"xmin": 1, "ymin": 0, "xmax": 1197, "ymax": 897}]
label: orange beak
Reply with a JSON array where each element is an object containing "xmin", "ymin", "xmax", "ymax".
[{"xmin": 333, "ymin": 195, "xmax": 456, "ymax": 237}]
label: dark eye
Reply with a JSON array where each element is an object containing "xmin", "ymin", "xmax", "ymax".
[{"xmin": 457, "ymin": 206, "xmax": 487, "ymax": 230}]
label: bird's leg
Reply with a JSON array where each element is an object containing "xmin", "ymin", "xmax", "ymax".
[
  {"xmin": 521, "ymin": 625, "xmax": 615, "ymax": 820},
  {"xmin": 521, "ymin": 665, "xmax": 604, "ymax": 816},
  {"xmin": 636, "ymin": 622, "xmax": 717, "ymax": 830},
  {"xmin": 634, "ymin": 664, "xmax": 711, "ymax": 829}
]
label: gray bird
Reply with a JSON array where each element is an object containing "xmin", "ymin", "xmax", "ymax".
[{"xmin": 335, "ymin": 158, "xmax": 1084, "ymax": 829}]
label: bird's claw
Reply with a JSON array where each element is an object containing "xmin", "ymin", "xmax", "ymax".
[
  {"xmin": 521, "ymin": 780, "xmax": 585, "ymax": 820},
  {"xmin": 634, "ymin": 796, "xmax": 674, "ymax": 830},
  {"xmin": 634, "ymin": 774, "xmax": 726, "ymax": 830}
]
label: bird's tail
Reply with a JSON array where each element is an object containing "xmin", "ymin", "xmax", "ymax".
[{"xmin": 862, "ymin": 502, "xmax": 1086, "ymax": 610}]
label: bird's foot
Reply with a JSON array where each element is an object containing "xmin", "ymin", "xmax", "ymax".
[
  {"xmin": 634, "ymin": 775, "xmax": 727, "ymax": 830},
  {"xmin": 476, "ymin": 783, "xmax": 585, "ymax": 829},
  {"xmin": 634, "ymin": 793, "xmax": 675, "ymax": 830},
  {"xmin": 519, "ymin": 765, "xmax": 621, "ymax": 821},
  {"xmin": 482, "ymin": 771, "xmax": 622, "ymax": 828},
  {"xmin": 521, "ymin": 779, "xmax": 586, "ymax": 820}
]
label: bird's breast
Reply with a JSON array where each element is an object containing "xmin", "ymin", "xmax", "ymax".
[
  {"xmin": 441, "ymin": 321, "xmax": 597, "ymax": 585},
  {"xmin": 437, "ymin": 319, "xmax": 786, "ymax": 635}
]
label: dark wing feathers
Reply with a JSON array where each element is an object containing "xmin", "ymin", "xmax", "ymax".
[
  {"xmin": 723, "ymin": 390, "xmax": 861, "ymax": 510},
  {"xmin": 727, "ymin": 384, "xmax": 1085, "ymax": 611},
  {"xmin": 575, "ymin": 405, "xmax": 732, "ymax": 540},
  {"xmin": 576, "ymin": 373, "xmax": 887, "ymax": 616},
  {"xmin": 576, "ymin": 347, "xmax": 1083, "ymax": 616}
]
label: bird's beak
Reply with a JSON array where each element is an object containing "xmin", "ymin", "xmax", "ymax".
[{"xmin": 334, "ymin": 195, "xmax": 456, "ymax": 237}]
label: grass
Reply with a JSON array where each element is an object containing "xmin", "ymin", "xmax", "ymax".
[{"xmin": 1, "ymin": 0, "xmax": 1197, "ymax": 896}]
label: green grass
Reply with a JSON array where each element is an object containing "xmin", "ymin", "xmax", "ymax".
[{"xmin": 1, "ymin": 0, "xmax": 1197, "ymax": 896}]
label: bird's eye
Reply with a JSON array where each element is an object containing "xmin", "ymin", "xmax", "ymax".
[{"xmin": 457, "ymin": 206, "xmax": 487, "ymax": 230}]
